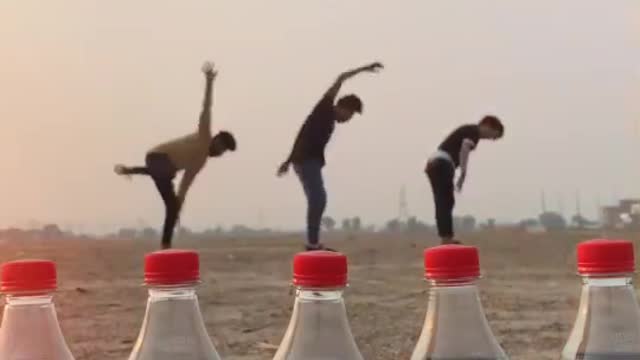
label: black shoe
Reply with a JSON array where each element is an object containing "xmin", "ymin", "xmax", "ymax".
[{"xmin": 304, "ymin": 243, "xmax": 337, "ymax": 252}]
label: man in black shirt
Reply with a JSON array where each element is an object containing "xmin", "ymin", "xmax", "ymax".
[
  {"xmin": 426, "ymin": 116, "xmax": 505, "ymax": 244},
  {"xmin": 277, "ymin": 62, "xmax": 384, "ymax": 251}
]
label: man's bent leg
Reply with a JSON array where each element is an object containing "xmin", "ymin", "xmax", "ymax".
[{"xmin": 124, "ymin": 166, "xmax": 150, "ymax": 175}]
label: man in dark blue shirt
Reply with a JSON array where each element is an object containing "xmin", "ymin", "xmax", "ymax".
[
  {"xmin": 426, "ymin": 116, "xmax": 505, "ymax": 244},
  {"xmin": 278, "ymin": 62, "xmax": 383, "ymax": 251}
]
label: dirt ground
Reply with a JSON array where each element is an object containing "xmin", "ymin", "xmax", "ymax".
[{"xmin": 1, "ymin": 230, "xmax": 638, "ymax": 360}]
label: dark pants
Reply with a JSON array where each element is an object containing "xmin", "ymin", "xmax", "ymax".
[
  {"xmin": 294, "ymin": 160, "xmax": 327, "ymax": 246},
  {"xmin": 426, "ymin": 159, "xmax": 455, "ymax": 238},
  {"xmin": 125, "ymin": 153, "xmax": 179, "ymax": 249}
]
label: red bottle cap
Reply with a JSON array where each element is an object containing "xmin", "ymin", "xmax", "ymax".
[
  {"xmin": 1, "ymin": 259, "xmax": 57, "ymax": 293},
  {"xmin": 577, "ymin": 239, "xmax": 634, "ymax": 275},
  {"xmin": 144, "ymin": 249, "xmax": 200, "ymax": 285},
  {"xmin": 293, "ymin": 251, "xmax": 348, "ymax": 288},
  {"xmin": 424, "ymin": 244, "xmax": 480, "ymax": 280}
]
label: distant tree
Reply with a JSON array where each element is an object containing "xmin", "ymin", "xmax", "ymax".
[
  {"xmin": 407, "ymin": 217, "xmax": 418, "ymax": 232},
  {"xmin": 118, "ymin": 228, "xmax": 138, "ymax": 239},
  {"xmin": 519, "ymin": 218, "xmax": 539, "ymax": 228},
  {"xmin": 571, "ymin": 214, "xmax": 590, "ymax": 229},
  {"xmin": 230, "ymin": 225, "xmax": 252, "ymax": 235},
  {"xmin": 487, "ymin": 218, "xmax": 496, "ymax": 230},
  {"xmin": 407, "ymin": 216, "xmax": 430, "ymax": 233},
  {"xmin": 177, "ymin": 226, "xmax": 192, "ymax": 238},
  {"xmin": 539, "ymin": 212, "xmax": 567, "ymax": 231},
  {"xmin": 42, "ymin": 224, "xmax": 63, "ymax": 239},
  {"xmin": 454, "ymin": 216, "xmax": 476, "ymax": 233},
  {"xmin": 461, "ymin": 215, "xmax": 476, "ymax": 233},
  {"xmin": 342, "ymin": 218, "xmax": 352, "ymax": 232},
  {"xmin": 322, "ymin": 216, "xmax": 336, "ymax": 231},
  {"xmin": 351, "ymin": 217, "xmax": 362, "ymax": 232},
  {"xmin": 141, "ymin": 227, "xmax": 158, "ymax": 239},
  {"xmin": 385, "ymin": 219, "xmax": 401, "ymax": 232}
]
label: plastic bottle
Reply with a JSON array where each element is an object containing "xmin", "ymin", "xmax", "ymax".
[
  {"xmin": 128, "ymin": 249, "xmax": 221, "ymax": 360},
  {"xmin": 411, "ymin": 244, "xmax": 508, "ymax": 360},
  {"xmin": 562, "ymin": 239, "xmax": 640, "ymax": 360},
  {"xmin": 273, "ymin": 250, "xmax": 363, "ymax": 360},
  {"xmin": 0, "ymin": 259, "xmax": 75, "ymax": 359}
]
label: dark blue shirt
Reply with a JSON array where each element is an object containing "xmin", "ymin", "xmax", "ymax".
[
  {"xmin": 289, "ymin": 95, "xmax": 336, "ymax": 166},
  {"xmin": 438, "ymin": 124, "xmax": 480, "ymax": 167}
]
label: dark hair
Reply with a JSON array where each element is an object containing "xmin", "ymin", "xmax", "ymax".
[
  {"xmin": 336, "ymin": 94, "xmax": 363, "ymax": 113},
  {"xmin": 214, "ymin": 130, "xmax": 236, "ymax": 151},
  {"xmin": 479, "ymin": 115, "xmax": 504, "ymax": 137}
]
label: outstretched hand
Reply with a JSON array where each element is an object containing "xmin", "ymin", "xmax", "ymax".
[
  {"xmin": 364, "ymin": 62, "xmax": 384, "ymax": 73},
  {"xmin": 277, "ymin": 162, "xmax": 290, "ymax": 177},
  {"xmin": 202, "ymin": 61, "xmax": 218, "ymax": 80}
]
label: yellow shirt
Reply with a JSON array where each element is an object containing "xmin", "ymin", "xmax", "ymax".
[
  {"xmin": 148, "ymin": 113, "xmax": 211, "ymax": 204},
  {"xmin": 150, "ymin": 132, "xmax": 209, "ymax": 172}
]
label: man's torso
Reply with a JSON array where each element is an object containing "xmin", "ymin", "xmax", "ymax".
[
  {"xmin": 149, "ymin": 132, "xmax": 208, "ymax": 173},
  {"xmin": 289, "ymin": 96, "xmax": 336, "ymax": 166},
  {"xmin": 437, "ymin": 124, "xmax": 480, "ymax": 167}
]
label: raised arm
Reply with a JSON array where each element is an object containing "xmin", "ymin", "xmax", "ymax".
[
  {"xmin": 324, "ymin": 61, "xmax": 384, "ymax": 100},
  {"xmin": 277, "ymin": 62, "xmax": 383, "ymax": 177},
  {"xmin": 198, "ymin": 62, "xmax": 218, "ymax": 137}
]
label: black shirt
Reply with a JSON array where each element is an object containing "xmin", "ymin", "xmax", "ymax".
[
  {"xmin": 288, "ymin": 95, "xmax": 336, "ymax": 166},
  {"xmin": 438, "ymin": 124, "xmax": 480, "ymax": 167}
]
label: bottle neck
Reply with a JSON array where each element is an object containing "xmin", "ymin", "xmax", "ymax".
[
  {"xmin": 5, "ymin": 293, "xmax": 55, "ymax": 306},
  {"xmin": 147, "ymin": 285, "xmax": 198, "ymax": 300},
  {"xmin": 273, "ymin": 287, "xmax": 363, "ymax": 360},
  {"xmin": 562, "ymin": 274, "xmax": 640, "ymax": 358},
  {"xmin": 581, "ymin": 275, "xmax": 633, "ymax": 287},
  {"xmin": 296, "ymin": 288, "xmax": 345, "ymax": 301},
  {"xmin": 426, "ymin": 278, "xmax": 486, "ymax": 321},
  {"xmin": 428, "ymin": 276, "xmax": 480, "ymax": 288},
  {"xmin": 129, "ymin": 284, "xmax": 220, "ymax": 359},
  {"xmin": 0, "ymin": 293, "xmax": 74, "ymax": 359},
  {"xmin": 411, "ymin": 278, "xmax": 507, "ymax": 359}
]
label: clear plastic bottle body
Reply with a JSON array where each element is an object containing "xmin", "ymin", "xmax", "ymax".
[
  {"xmin": 411, "ymin": 278, "xmax": 508, "ymax": 360},
  {"xmin": 0, "ymin": 293, "xmax": 75, "ymax": 360},
  {"xmin": 273, "ymin": 288, "xmax": 363, "ymax": 360},
  {"xmin": 562, "ymin": 276, "xmax": 640, "ymax": 360},
  {"xmin": 129, "ymin": 285, "xmax": 221, "ymax": 360}
]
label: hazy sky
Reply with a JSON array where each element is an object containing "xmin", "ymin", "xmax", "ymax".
[{"xmin": 1, "ymin": 1, "xmax": 638, "ymax": 232}]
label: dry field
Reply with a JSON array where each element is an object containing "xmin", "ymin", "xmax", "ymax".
[{"xmin": 1, "ymin": 230, "xmax": 638, "ymax": 359}]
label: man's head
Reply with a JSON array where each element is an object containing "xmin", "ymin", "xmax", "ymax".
[
  {"xmin": 209, "ymin": 131, "xmax": 237, "ymax": 157},
  {"xmin": 478, "ymin": 115, "xmax": 504, "ymax": 140},
  {"xmin": 334, "ymin": 94, "xmax": 363, "ymax": 123}
]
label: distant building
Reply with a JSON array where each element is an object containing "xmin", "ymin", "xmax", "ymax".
[{"xmin": 601, "ymin": 199, "xmax": 640, "ymax": 229}]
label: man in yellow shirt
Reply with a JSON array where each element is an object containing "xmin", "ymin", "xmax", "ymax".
[{"xmin": 114, "ymin": 62, "xmax": 236, "ymax": 249}]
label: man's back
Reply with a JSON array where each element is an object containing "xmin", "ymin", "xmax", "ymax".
[
  {"xmin": 150, "ymin": 132, "xmax": 208, "ymax": 172},
  {"xmin": 289, "ymin": 96, "xmax": 336, "ymax": 166},
  {"xmin": 438, "ymin": 124, "xmax": 480, "ymax": 167}
]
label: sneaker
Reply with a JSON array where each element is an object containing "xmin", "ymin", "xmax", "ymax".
[{"xmin": 304, "ymin": 243, "xmax": 337, "ymax": 252}]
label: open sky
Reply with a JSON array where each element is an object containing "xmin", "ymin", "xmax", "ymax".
[{"xmin": 1, "ymin": 1, "xmax": 638, "ymax": 233}]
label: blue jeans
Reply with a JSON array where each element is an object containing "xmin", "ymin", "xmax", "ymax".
[{"xmin": 294, "ymin": 160, "xmax": 327, "ymax": 246}]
